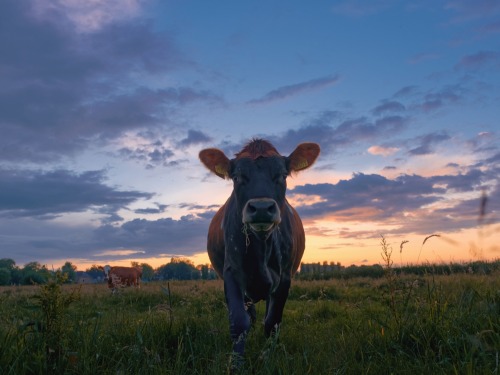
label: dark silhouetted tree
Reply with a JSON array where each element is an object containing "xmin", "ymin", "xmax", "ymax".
[
  {"xmin": 140, "ymin": 263, "xmax": 154, "ymax": 281},
  {"xmin": 61, "ymin": 262, "xmax": 77, "ymax": 283}
]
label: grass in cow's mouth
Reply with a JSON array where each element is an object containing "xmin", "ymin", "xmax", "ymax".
[{"xmin": 249, "ymin": 223, "xmax": 274, "ymax": 232}]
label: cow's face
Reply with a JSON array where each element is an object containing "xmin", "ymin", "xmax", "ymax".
[
  {"xmin": 103, "ymin": 265, "xmax": 111, "ymax": 279},
  {"xmin": 229, "ymin": 156, "xmax": 287, "ymax": 238},
  {"xmin": 200, "ymin": 141, "xmax": 320, "ymax": 239}
]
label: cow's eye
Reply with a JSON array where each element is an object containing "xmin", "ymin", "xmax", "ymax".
[
  {"xmin": 233, "ymin": 175, "xmax": 245, "ymax": 184},
  {"xmin": 275, "ymin": 173, "xmax": 287, "ymax": 183}
]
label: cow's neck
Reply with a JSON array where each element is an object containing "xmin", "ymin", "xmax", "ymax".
[{"xmin": 243, "ymin": 231, "xmax": 281, "ymax": 291}]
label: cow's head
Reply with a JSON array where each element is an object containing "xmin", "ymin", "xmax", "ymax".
[
  {"xmin": 200, "ymin": 139, "xmax": 320, "ymax": 239},
  {"xmin": 135, "ymin": 266, "xmax": 143, "ymax": 277},
  {"xmin": 102, "ymin": 265, "xmax": 111, "ymax": 280}
]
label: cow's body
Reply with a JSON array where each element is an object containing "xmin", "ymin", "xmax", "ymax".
[
  {"xmin": 199, "ymin": 139, "xmax": 320, "ymax": 364},
  {"xmin": 102, "ymin": 265, "xmax": 142, "ymax": 291}
]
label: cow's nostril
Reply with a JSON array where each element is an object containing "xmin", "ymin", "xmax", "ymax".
[{"xmin": 243, "ymin": 198, "xmax": 281, "ymax": 226}]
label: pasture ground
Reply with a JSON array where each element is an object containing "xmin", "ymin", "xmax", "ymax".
[{"xmin": 0, "ymin": 271, "xmax": 499, "ymax": 374}]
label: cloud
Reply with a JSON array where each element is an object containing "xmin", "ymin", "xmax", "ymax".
[
  {"xmin": 432, "ymin": 168, "xmax": 487, "ymax": 192},
  {"xmin": 179, "ymin": 129, "xmax": 213, "ymax": 147},
  {"xmin": 265, "ymin": 114, "xmax": 409, "ymax": 156},
  {"xmin": 390, "ymin": 83, "xmax": 471, "ymax": 115},
  {"xmin": 444, "ymin": 0, "xmax": 500, "ymax": 23},
  {"xmin": 290, "ymin": 167, "xmax": 498, "ymax": 235},
  {"xmin": 291, "ymin": 173, "xmax": 442, "ymax": 221},
  {"xmin": 393, "ymin": 85, "xmax": 419, "ymax": 98},
  {"xmin": 115, "ymin": 129, "xmax": 216, "ymax": 169},
  {"xmin": 0, "ymin": 213, "xmax": 212, "ymax": 266},
  {"xmin": 478, "ymin": 20, "xmax": 500, "ymax": 36},
  {"xmin": 0, "ymin": 2, "xmax": 220, "ymax": 164},
  {"xmin": 91, "ymin": 215, "xmax": 210, "ymax": 258},
  {"xmin": 367, "ymin": 145, "xmax": 399, "ymax": 156},
  {"xmin": 134, "ymin": 203, "xmax": 169, "ymax": 215},
  {"xmin": 455, "ymin": 50, "xmax": 500, "ymax": 70},
  {"xmin": 0, "ymin": 168, "xmax": 152, "ymax": 220},
  {"xmin": 412, "ymin": 86, "xmax": 464, "ymax": 112},
  {"xmin": 247, "ymin": 75, "xmax": 340, "ymax": 104},
  {"xmin": 207, "ymin": 110, "xmax": 410, "ymax": 159},
  {"xmin": 118, "ymin": 140, "xmax": 176, "ymax": 169},
  {"xmin": 371, "ymin": 101, "xmax": 406, "ymax": 116},
  {"xmin": 31, "ymin": 0, "xmax": 145, "ymax": 33},
  {"xmin": 408, "ymin": 131, "xmax": 451, "ymax": 155}
]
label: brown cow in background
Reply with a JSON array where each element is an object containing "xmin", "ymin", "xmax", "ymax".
[{"xmin": 101, "ymin": 265, "xmax": 143, "ymax": 292}]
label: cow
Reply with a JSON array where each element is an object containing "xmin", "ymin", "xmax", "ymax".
[
  {"xmin": 101, "ymin": 265, "xmax": 143, "ymax": 292},
  {"xmin": 199, "ymin": 138, "xmax": 320, "ymax": 365}
]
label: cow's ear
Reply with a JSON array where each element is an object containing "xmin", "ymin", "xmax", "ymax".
[
  {"xmin": 199, "ymin": 148, "xmax": 231, "ymax": 179},
  {"xmin": 288, "ymin": 143, "xmax": 320, "ymax": 172}
]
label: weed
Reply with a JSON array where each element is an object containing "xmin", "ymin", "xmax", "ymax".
[{"xmin": 20, "ymin": 272, "xmax": 81, "ymax": 372}]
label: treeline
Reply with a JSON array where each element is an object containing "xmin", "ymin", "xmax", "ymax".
[
  {"xmin": 2, "ymin": 257, "xmax": 499, "ymax": 286},
  {"xmin": 298, "ymin": 262, "xmax": 384, "ymax": 280},
  {"xmin": 0, "ymin": 257, "xmax": 217, "ymax": 286},
  {"xmin": 297, "ymin": 259, "xmax": 500, "ymax": 280}
]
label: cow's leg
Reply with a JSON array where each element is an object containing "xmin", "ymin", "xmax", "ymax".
[
  {"xmin": 244, "ymin": 296, "xmax": 256, "ymax": 324},
  {"xmin": 264, "ymin": 278, "xmax": 291, "ymax": 337},
  {"xmin": 223, "ymin": 270, "xmax": 250, "ymax": 364}
]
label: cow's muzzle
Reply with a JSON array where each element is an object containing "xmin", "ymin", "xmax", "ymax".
[{"xmin": 243, "ymin": 198, "xmax": 281, "ymax": 235}]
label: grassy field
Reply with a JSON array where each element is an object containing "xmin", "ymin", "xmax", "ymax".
[{"xmin": 0, "ymin": 269, "xmax": 499, "ymax": 374}]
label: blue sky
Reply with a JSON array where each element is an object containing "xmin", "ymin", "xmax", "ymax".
[{"xmin": 1, "ymin": 0, "xmax": 499, "ymax": 270}]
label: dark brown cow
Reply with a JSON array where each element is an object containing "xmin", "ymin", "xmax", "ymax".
[
  {"xmin": 199, "ymin": 138, "xmax": 320, "ymax": 364},
  {"xmin": 102, "ymin": 265, "xmax": 142, "ymax": 292}
]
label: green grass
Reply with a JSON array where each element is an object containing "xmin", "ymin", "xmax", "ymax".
[{"xmin": 0, "ymin": 272, "xmax": 499, "ymax": 374}]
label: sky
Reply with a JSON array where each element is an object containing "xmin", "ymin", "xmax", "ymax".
[{"xmin": 1, "ymin": 0, "xmax": 499, "ymax": 271}]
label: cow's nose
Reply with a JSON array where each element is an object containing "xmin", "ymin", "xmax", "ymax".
[{"xmin": 243, "ymin": 198, "xmax": 280, "ymax": 225}]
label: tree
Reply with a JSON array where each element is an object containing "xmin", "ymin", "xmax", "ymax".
[
  {"xmin": 198, "ymin": 264, "xmax": 216, "ymax": 280},
  {"xmin": 86, "ymin": 265, "xmax": 105, "ymax": 280},
  {"xmin": 139, "ymin": 263, "xmax": 154, "ymax": 281},
  {"xmin": 0, "ymin": 268, "xmax": 11, "ymax": 285},
  {"xmin": 157, "ymin": 259, "xmax": 199, "ymax": 280},
  {"xmin": 21, "ymin": 262, "xmax": 51, "ymax": 285},
  {"xmin": 0, "ymin": 258, "xmax": 17, "ymax": 285},
  {"xmin": 128, "ymin": 261, "xmax": 154, "ymax": 281},
  {"xmin": 61, "ymin": 262, "xmax": 77, "ymax": 283},
  {"xmin": 200, "ymin": 264, "xmax": 209, "ymax": 280},
  {"xmin": 0, "ymin": 258, "xmax": 16, "ymax": 270}
]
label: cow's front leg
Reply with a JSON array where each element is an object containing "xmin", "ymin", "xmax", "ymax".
[
  {"xmin": 224, "ymin": 269, "xmax": 250, "ymax": 362},
  {"xmin": 264, "ymin": 278, "xmax": 291, "ymax": 337}
]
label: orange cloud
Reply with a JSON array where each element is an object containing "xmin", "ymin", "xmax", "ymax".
[{"xmin": 367, "ymin": 145, "xmax": 399, "ymax": 156}]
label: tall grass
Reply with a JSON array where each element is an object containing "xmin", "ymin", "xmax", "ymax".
[{"xmin": 0, "ymin": 265, "xmax": 499, "ymax": 374}]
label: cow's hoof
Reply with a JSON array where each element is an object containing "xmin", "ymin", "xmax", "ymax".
[{"xmin": 228, "ymin": 352, "xmax": 244, "ymax": 374}]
